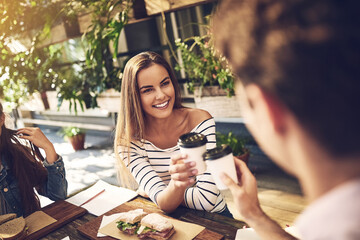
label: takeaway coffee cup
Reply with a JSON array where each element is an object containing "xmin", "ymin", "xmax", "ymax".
[
  {"xmin": 178, "ymin": 132, "xmax": 208, "ymax": 174},
  {"xmin": 203, "ymin": 144, "xmax": 238, "ymax": 190}
]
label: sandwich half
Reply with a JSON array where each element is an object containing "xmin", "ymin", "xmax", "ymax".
[
  {"xmin": 0, "ymin": 216, "xmax": 26, "ymax": 240},
  {"xmin": 116, "ymin": 209, "xmax": 147, "ymax": 235},
  {"xmin": 137, "ymin": 213, "xmax": 175, "ymax": 240},
  {"xmin": 0, "ymin": 214, "xmax": 16, "ymax": 225}
]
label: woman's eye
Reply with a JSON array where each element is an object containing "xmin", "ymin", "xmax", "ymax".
[
  {"xmin": 141, "ymin": 88, "xmax": 152, "ymax": 94},
  {"xmin": 161, "ymin": 81, "xmax": 170, "ymax": 87}
]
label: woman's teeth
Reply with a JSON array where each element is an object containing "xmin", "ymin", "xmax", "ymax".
[{"xmin": 154, "ymin": 101, "xmax": 168, "ymax": 108}]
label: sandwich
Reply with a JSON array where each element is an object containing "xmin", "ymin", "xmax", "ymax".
[
  {"xmin": 137, "ymin": 213, "xmax": 175, "ymax": 240},
  {"xmin": 0, "ymin": 214, "xmax": 16, "ymax": 226},
  {"xmin": 116, "ymin": 209, "xmax": 147, "ymax": 235},
  {"xmin": 0, "ymin": 214, "xmax": 26, "ymax": 240}
]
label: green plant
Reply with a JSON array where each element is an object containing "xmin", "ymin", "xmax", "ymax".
[
  {"xmin": 216, "ymin": 132, "xmax": 248, "ymax": 156},
  {"xmin": 58, "ymin": 126, "xmax": 86, "ymax": 139},
  {"xmin": 79, "ymin": 0, "xmax": 132, "ymax": 95},
  {"xmin": 0, "ymin": 0, "xmax": 65, "ymax": 107},
  {"xmin": 56, "ymin": 0, "xmax": 132, "ymax": 109},
  {"xmin": 0, "ymin": 0, "xmax": 131, "ymax": 111},
  {"xmin": 0, "ymin": 44, "xmax": 62, "ymax": 107},
  {"xmin": 175, "ymin": 35, "xmax": 235, "ymax": 97}
]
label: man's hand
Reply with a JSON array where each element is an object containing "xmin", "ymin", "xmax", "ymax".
[
  {"xmin": 221, "ymin": 157, "xmax": 297, "ymax": 240},
  {"xmin": 220, "ymin": 157, "xmax": 263, "ymax": 222}
]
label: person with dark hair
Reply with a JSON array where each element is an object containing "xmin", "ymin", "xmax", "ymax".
[
  {"xmin": 213, "ymin": 0, "xmax": 360, "ymax": 239},
  {"xmin": 114, "ymin": 51, "xmax": 232, "ymax": 217},
  {"xmin": 0, "ymin": 102, "xmax": 67, "ymax": 217}
]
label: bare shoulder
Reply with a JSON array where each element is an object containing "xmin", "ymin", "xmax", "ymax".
[{"xmin": 185, "ymin": 108, "xmax": 212, "ymax": 129}]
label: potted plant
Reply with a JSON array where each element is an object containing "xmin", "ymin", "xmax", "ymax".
[
  {"xmin": 174, "ymin": 19, "xmax": 242, "ymax": 118},
  {"xmin": 59, "ymin": 126, "xmax": 86, "ymax": 151},
  {"xmin": 216, "ymin": 132, "xmax": 250, "ymax": 165},
  {"xmin": 175, "ymin": 36, "xmax": 235, "ymax": 97}
]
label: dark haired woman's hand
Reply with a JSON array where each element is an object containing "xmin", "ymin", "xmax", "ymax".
[
  {"xmin": 17, "ymin": 127, "xmax": 58, "ymax": 163},
  {"xmin": 169, "ymin": 154, "xmax": 197, "ymax": 189}
]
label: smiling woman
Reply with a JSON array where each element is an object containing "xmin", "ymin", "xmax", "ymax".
[
  {"xmin": 114, "ymin": 51, "xmax": 233, "ymax": 218},
  {"xmin": 137, "ymin": 64, "xmax": 175, "ymax": 120}
]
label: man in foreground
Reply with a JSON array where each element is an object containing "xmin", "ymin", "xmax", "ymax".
[{"xmin": 213, "ymin": 0, "xmax": 360, "ymax": 239}]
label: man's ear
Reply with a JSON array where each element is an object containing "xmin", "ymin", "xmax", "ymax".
[{"xmin": 245, "ymin": 84, "xmax": 288, "ymax": 135}]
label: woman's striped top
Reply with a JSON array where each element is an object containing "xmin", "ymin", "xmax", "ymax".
[{"xmin": 120, "ymin": 118, "xmax": 227, "ymax": 213}]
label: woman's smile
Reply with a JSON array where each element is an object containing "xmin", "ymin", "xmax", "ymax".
[{"xmin": 153, "ymin": 100, "xmax": 169, "ymax": 109}]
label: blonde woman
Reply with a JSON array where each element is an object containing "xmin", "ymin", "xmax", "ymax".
[{"xmin": 114, "ymin": 51, "xmax": 232, "ymax": 217}]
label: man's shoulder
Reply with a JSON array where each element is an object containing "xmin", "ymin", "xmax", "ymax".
[{"xmin": 296, "ymin": 179, "xmax": 360, "ymax": 239}]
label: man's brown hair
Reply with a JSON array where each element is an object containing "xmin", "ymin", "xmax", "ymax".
[{"xmin": 213, "ymin": 0, "xmax": 360, "ymax": 157}]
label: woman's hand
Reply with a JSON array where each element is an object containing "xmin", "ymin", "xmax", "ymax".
[
  {"xmin": 17, "ymin": 127, "xmax": 52, "ymax": 149},
  {"xmin": 155, "ymin": 154, "xmax": 197, "ymax": 212},
  {"xmin": 169, "ymin": 154, "xmax": 197, "ymax": 189},
  {"xmin": 220, "ymin": 157, "xmax": 264, "ymax": 223},
  {"xmin": 17, "ymin": 127, "xmax": 58, "ymax": 164}
]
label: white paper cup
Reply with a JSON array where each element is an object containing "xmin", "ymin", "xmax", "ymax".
[
  {"xmin": 204, "ymin": 145, "xmax": 238, "ymax": 190},
  {"xmin": 178, "ymin": 132, "xmax": 208, "ymax": 174}
]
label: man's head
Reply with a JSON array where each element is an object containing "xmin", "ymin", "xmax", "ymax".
[{"xmin": 213, "ymin": 0, "xmax": 360, "ymax": 159}]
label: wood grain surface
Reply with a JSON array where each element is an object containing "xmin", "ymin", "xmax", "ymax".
[{"xmin": 24, "ymin": 200, "xmax": 87, "ymax": 240}]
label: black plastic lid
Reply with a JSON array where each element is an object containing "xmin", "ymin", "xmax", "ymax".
[
  {"xmin": 203, "ymin": 144, "xmax": 233, "ymax": 160},
  {"xmin": 178, "ymin": 132, "xmax": 207, "ymax": 148}
]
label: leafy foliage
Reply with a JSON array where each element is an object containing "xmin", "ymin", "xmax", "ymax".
[
  {"xmin": 58, "ymin": 126, "xmax": 86, "ymax": 138},
  {"xmin": 0, "ymin": 44, "xmax": 62, "ymax": 107},
  {"xmin": 79, "ymin": 0, "xmax": 132, "ymax": 99},
  {"xmin": 0, "ymin": 0, "xmax": 132, "ymax": 111},
  {"xmin": 0, "ymin": 0, "xmax": 62, "ymax": 41},
  {"xmin": 216, "ymin": 132, "xmax": 248, "ymax": 156},
  {"xmin": 175, "ymin": 35, "xmax": 235, "ymax": 97},
  {"xmin": 58, "ymin": 0, "xmax": 132, "ymax": 109}
]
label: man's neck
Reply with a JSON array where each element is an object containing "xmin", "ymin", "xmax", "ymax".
[
  {"xmin": 294, "ymin": 135, "xmax": 360, "ymax": 202},
  {"xmin": 283, "ymin": 121, "xmax": 360, "ymax": 203}
]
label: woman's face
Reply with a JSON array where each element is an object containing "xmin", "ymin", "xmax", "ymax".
[{"xmin": 137, "ymin": 64, "xmax": 175, "ymax": 120}]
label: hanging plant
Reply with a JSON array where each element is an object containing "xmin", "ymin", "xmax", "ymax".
[{"xmin": 78, "ymin": 0, "xmax": 132, "ymax": 107}]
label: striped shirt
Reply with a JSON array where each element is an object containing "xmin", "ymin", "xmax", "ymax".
[{"xmin": 120, "ymin": 118, "xmax": 227, "ymax": 213}]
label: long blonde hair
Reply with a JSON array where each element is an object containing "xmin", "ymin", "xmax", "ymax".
[{"xmin": 114, "ymin": 51, "xmax": 183, "ymax": 189}]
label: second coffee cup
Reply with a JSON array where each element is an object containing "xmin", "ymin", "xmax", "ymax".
[
  {"xmin": 203, "ymin": 144, "xmax": 238, "ymax": 190},
  {"xmin": 178, "ymin": 132, "xmax": 208, "ymax": 175}
]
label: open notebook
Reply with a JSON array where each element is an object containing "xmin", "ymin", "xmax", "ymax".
[{"xmin": 66, "ymin": 180, "xmax": 138, "ymax": 216}]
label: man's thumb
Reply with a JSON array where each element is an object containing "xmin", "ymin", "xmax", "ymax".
[{"xmin": 220, "ymin": 172, "xmax": 237, "ymax": 190}]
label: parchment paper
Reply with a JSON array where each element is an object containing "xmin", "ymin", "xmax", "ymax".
[
  {"xmin": 99, "ymin": 214, "xmax": 205, "ymax": 240},
  {"xmin": 25, "ymin": 211, "xmax": 57, "ymax": 235}
]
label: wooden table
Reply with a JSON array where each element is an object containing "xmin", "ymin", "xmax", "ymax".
[{"xmin": 38, "ymin": 196, "xmax": 246, "ymax": 240}]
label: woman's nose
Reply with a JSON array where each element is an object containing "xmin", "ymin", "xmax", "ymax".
[{"xmin": 155, "ymin": 88, "xmax": 166, "ymax": 99}]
